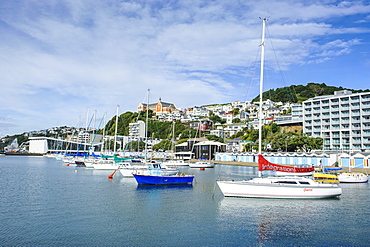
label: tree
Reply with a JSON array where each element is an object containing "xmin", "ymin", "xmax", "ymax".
[
  {"xmin": 206, "ymin": 135, "xmax": 224, "ymax": 143},
  {"xmin": 269, "ymin": 132, "xmax": 322, "ymax": 152},
  {"xmin": 125, "ymin": 141, "xmax": 145, "ymax": 151},
  {"xmin": 242, "ymin": 142, "xmax": 254, "ymax": 152},
  {"xmin": 229, "ymin": 108, "xmax": 240, "ymax": 115},
  {"xmin": 209, "ymin": 114, "xmax": 226, "ymax": 124},
  {"xmin": 270, "ymin": 123, "xmax": 279, "ymax": 133},
  {"xmin": 152, "ymin": 139, "xmax": 173, "ymax": 151}
]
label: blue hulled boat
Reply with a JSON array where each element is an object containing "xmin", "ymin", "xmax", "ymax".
[{"xmin": 132, "ymin": 163, "xmax": 194, "ymax": 185}]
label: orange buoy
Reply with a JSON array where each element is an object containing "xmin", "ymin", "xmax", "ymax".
[
  {"xmin": 200, "ymin": 167, "xmax": 205, "ymax": 170},
  {"xmin": 66, "ymin": 163, "xmax": 70, "ymax": 166},
  {"xmin": 108, "ymin": 169, "xmax": 117, "ymax": 179}
]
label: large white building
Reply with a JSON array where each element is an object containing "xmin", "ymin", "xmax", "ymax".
[
  {"xmin": 303, "ymin": 90, "xmax": 370, "ymax": 151},
  {"xmin": 129, "ymin": 120, "xmax": 145, "ymax": 142}
]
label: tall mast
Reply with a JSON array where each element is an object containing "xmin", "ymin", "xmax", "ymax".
[
  {"xmin": 114, "ymin": 105, "xmax": 119, "ymax": 153},
  {"xmin": 145, "ymin": 89, "xmax": 150, "ymax": 161},
  {"xmin": 101, "ymin": 112, "xmax": 107, "ymax": 153},
  {"xmin": 171, "ymin": 120, "xmax": 175, "ymax": 153},
  {"xmin": 258, "ymin": 18, "xmax": 267, "ymax": 155},
  {"xmin": 84, "ymin": 108, "xmax": 89, "ymax": 153}
]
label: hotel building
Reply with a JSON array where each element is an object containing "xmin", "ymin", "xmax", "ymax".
[{"xmin": 303, "ymin": 90, "xmax": 370, "ymax": 151}]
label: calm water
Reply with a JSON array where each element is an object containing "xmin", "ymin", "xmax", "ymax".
[{"xmin": 1, "ymin": 156, "xmax": 369, "ymax": 246}]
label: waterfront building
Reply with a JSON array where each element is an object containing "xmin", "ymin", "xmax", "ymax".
[
  {"xmin": 173, "ymin": 137, "xmax": 226, "ymax": 160},
  {"xmin": 303, "ymin": 90, "xmax": 370, "ymax": 152},
  {"xmin": 28, "ymin": 137, "xmax": 101, "ymax": 154}
]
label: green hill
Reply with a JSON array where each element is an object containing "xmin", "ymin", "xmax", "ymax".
[{"xmin": 252, "ymin": 82, "xmax": 370, "ymax": 103}]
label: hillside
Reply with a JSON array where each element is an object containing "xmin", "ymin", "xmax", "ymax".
[{"xmin": 251, "ymin": 82, "xmax": 370, "ymax": 103}]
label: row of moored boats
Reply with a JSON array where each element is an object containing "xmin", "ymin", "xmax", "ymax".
[
  {"xmin": 45, "ymin": 153, "xmax": 214, "ymax": 185},
  {"xmin": 46, "ymin": 153, "xmax": 368, "ymax": 200}
]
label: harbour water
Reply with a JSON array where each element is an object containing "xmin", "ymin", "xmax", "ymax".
[{"xmin": 1, "ymin": 156, "xmax": 369, "ymax": 246}]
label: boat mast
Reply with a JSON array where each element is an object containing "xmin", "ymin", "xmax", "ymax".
[
  {"xmin": 84, "ymin": 108, "xmax": 90, "ymax": 154},
  {"xmin": 258, "ymin": 18, "xmax": 267, "ymax": 177},
  {"xmin": 171, "ymin": 120, "xmax": 175, "ymax": 154},
  {"xmin": 114, "ymin": 105, "xmax": 119, "ymax": 154},
  {"xmin": 258, "ymin": 18, "xmax": 267, "ymax": 155},
  {"xmin": 145, "ymin": 89, "xmax": 150, "ymax": 161},
  {"xmin": 101, "ymin": 112, "xmax": 107, "ymax": 153}
]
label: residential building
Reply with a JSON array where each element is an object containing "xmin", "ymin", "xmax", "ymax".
[
  {"xmin": 129, "ymin": 120, "xmax": 145, "ymax": 142},
  {"xmin": 223, "ymin": 123, "xmax": 248, "ymax": 139},
  {"xmin": 226, "ymin": 138, "xmax": 244, "ymax": 152},
  {"xmin": 210, "ymin": 126, "xmax": 225, "ymax": 140},
  {"xmin": 303, "ymin": 90, "xmax": 370, "ymax": 151},
  {"xmin": 291, "ymin": 103, "xmax": 303, "ymax": 119}
]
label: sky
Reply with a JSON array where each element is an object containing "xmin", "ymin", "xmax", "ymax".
[{"xmin": 1, "ymin": 0, "xmax": 370, "ymax": 137}]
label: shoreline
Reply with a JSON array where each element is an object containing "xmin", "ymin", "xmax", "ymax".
[
  {"xmin": 209, "ymin": 160, "xmax": 369, "ymax": 174},
  {"xmin": 2, "ymin": 152, "xmax": 43, "ymax": 156}
]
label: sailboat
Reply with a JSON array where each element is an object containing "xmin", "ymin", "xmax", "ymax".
[
  {"xmin": 132, "ymin": 89, "xmax": 194, "ymax": 185},
  {"xmin": 216, "ymin": 19, "xmax": 342, "ymax": 199},
  {"xmin": 161, "ymin": 121, "xmax": 189, "ymax": 167}
]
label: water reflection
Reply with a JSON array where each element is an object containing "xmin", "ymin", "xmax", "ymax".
[
  {"xmin": 218, "ymin": 195, "xmax": 346, "ymax": 245},
  {"xmin": 136, "ymin": 184, "xmax": 193, "ymax": 191}
]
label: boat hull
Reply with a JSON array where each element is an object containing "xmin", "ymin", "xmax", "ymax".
[
  {"xmin": 217, "ymin": 181, "xmax": 342, "ymax": 199},
  {"xmin": 133, "ymin": 174, "xmax": 194, "ymax": 185},
  {"xmin": 189, "ymin": 162, "xmax": 214, "ymax": 168},
  {"xmin": 119, "ymin": 168, "xmax": 134, "ymax": 177},
  {"xmin": 162, "ymin": 160, "xmax": 189, "ymax": 167},
  {"xmin": 338, "ymin": 173, "xmax": 369, "ymax": 183},
  {"xmin": 75, "ymin": 161, "xmax": 86, "ymax": 167}
]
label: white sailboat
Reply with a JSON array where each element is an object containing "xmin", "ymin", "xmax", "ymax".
[
  {"xmin": 216, "ymin": 18, "xmax": 342, "ymax": 199},
  {"xmin": 161, "ymin": 121, "xmax": 189, "ymax": 167}
]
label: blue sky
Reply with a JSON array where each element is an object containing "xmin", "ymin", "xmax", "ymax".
[{"xmin": 1, "ymin": 0, "xmax": 370, "ymax": 137}]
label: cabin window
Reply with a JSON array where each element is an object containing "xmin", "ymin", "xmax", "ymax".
[
  {"xmin": 299, "ymin": 181, "xmax": 310, "ymax": 185},
  {"xmin": 275, "ymin": 181, "xmax": 297, "ymax": 184}
]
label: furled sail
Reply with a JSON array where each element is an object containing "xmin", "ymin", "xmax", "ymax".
[{"xmin": 258, "ymin": 155, "xmax": 314, "ymax": 173}]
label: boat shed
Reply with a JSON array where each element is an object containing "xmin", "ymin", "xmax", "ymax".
[{"xmin": 193, "ymin": 141, "xmax": 226, "ymax": 160}]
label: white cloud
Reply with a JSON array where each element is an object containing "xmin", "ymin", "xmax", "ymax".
[{"xmin": 1, "ymin": 0, "xmax": 370, "ymax": 135}]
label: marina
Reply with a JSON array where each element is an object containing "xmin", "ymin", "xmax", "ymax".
[{"xmin": 1, "ymin": 155, "xmax": 369, "ymax": 246}]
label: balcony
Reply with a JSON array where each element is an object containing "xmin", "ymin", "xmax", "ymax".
[{"xmin": 351, "ymin": 104, "xmax": 360, "ymax": 110}]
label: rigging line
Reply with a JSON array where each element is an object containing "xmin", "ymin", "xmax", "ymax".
[
  {"xmin": 264, "ymin": 65, "xmax": 272, "ymax": 101},
  {"xmin": 240, "ymin": 59, "xmax": 255, "ymax": 101},
  {"xmin": 265, "ymin": 23, "xmax": 292, "ymax": 103},
  {"xmin": 243, "ymin": 46, "xmax": 261, "ymax": 102},
  {"xmin": 136, "ymin": 89, "xmax": 150, "ymax": 122},
  {"xmin": 286, "ymin": 73, "xmax": 299, "ymax": 102}
]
